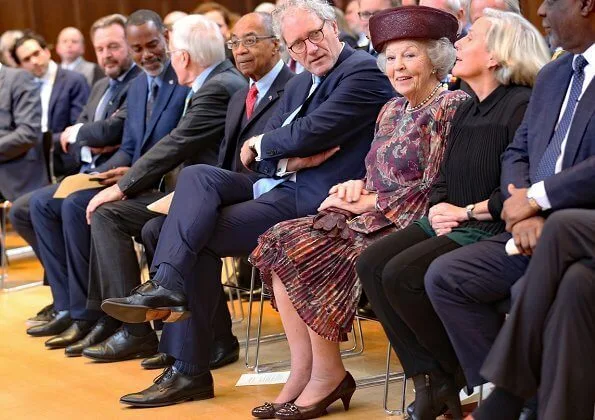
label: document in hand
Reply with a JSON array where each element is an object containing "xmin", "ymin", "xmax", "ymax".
[
  {"xmin": 147, "ymin": 192, "xmax": 174, "ymax": 215},
  {"xmin": 52, "ymin": 173, "xmax": 103, "ymax": 199}
]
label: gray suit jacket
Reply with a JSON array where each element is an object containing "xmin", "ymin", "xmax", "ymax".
[
  {"xmin": 71, "ymin": 58, "xmax": 105, "ymax": 87},
  {"xmin": 118, "ymin": 59, "xmax": 247, "ymax": 196},
  {"xmin": 0, "ymin": 66, "xmax": 46, "ymax": 201}
]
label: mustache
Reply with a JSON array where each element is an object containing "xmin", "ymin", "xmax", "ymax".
[{"xmin": 141, "ymin": 57, "xmax": 162, "ymax": 65}]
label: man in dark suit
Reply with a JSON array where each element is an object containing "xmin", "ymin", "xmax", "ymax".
[
  {"xmin": 0, "ymin": 66, "xmax": 43, "ymax": 202},
  {"xmin": 25, "ymin": 10, "xmax": 188, "ymax": 348},
  {"xmin": 130, "ymin": 11, "xmax": 295, "ymax": 372},
  {"xmin": 69, "ymin": 14, "xmax": 246, "ymax": 361},
  {"xmin": 12, "ymin": 32, "xmax": 90, "ymax": 177},
  {"xmin": 425, "ymin": 0, "xmax": 595, "ymax": 400},
  {"xmin": 10, "ymin": 14, "xmax": 140, "ymax": 327},
  {"xmin": 472, "ymin": 209, "xmax": 595, "ymax": 420},
  {"xmin": 102, "ymin": 0, "xmax": 394, "ymax": 407}
]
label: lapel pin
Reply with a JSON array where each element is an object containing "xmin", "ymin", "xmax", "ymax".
[
  {"xmin": 169, "ymin": 80, "xmax": 174, "ymax": 85},
  {"xmin": 268, "ymin": 95, "xmax": 273, "ymax": 100}
]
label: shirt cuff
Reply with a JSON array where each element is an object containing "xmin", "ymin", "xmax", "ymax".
[
  {"xmin": 80, "ymin": 146, "xmax": 93, "ymax": 164},
  {"xmin": 68, "ymin": 123, "xmax": 84, "ymax": 143},
  {"xmin": 276, "ymin": 159, "xmax": 297, "ymax": 176},
  {"xmin": 252, "ymin": 134, "xmax": 264, "ymax": 162},
  {"xmin": 527, "ymin": 181, "xmax": 552, "ymax": 210}
]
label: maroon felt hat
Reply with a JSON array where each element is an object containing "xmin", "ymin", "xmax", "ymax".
[{"xmin": 369, "ymin": 6, "xmax": 459, "ymax": 53}]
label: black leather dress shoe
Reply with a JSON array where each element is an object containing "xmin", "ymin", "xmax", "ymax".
[
  {"xmin": 120, "ymin": 366, "xmax": 214, "ymax": 407},
  {"xmin": 210, "ymin": 337, "xmax": 240, "ymax": 369},
  {"xmin": 141, "ymin": 353, "xmax": 175, "ymax": 370},
  {"xmin": 65, "ymin": 317, "xmax": 121, "ymax": 357},
  {"xmin": 45, "ymin": 319, "xmax": 96, "ymax": 349},
  {"xmin": 26, "ymin": 303, "xmax": 56, "ymax": 327},
  {"xmin": 26, "ymin": 310, "xmax": 72, "ymax": 337},
  {"xmin": 82, "ymin": 328, "xmax": 158, "ymax": 362},
  {"xmin": 101, "ymin": 280, "xmax": 190, "ymax": 324}
]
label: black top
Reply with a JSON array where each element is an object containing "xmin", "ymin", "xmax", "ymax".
[{"xmin": 430, "ymin": 84, "xmax": 532, "ymax": 236}]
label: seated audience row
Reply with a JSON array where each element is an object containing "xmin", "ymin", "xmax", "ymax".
[{"xmin": 3, "ymin": 0, "xmax": 593, "ymax": 419}]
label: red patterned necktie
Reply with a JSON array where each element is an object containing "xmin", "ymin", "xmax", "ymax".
[{"xmin": 245, "ymin": 84, "xmax": 259, "ymax": 119}]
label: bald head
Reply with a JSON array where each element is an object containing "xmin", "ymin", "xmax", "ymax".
[
  {"xmin": 56, "ymin": 27, "xmax": 85, "ymax": 64},
  {"xmin": 469, "ymin": 0, "xmax": 519, "ymax": 22},
  {"xmin": 419, "ymin": 0, "xmax": 466, "ymax": 31},
  {"xmin": 164, "ymin": 11, "xmax": 188, "ymax": 29}
]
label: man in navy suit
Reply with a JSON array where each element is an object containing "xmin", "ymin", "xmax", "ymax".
[
  {"xmin": 12, "ymin": 31, "xmax": 90, "ymax": 177},
  {"xmin": 424, "ymin": 0, "xmax": 595, "ymax": 402},
  {"xmin": 25, "ymin": 10, "xmax": 188, "ymax": 353},
  {"xmin": 102, "ymin": 0, "xmax": 394, "ymax": 407}
]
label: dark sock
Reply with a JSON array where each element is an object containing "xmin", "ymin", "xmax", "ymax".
[
  {"xmin": 123, "ymin": 322, "xmax": 153, "ymax": 337},
  {"xmin": 473, "ymin": 387, "xmax": 524, "ymax": 420},
  {"xmin": 100, "ymin": 315, "xmax": 121, "ymax": 330},
  {"xmin": 173, "ymin": 360, "xmax": 205, "ymax": 376}
]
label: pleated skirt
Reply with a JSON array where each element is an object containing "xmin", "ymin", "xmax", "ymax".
[{"xmin": 249, "ymin": 215, "xmax": 396, "ymax": 342}]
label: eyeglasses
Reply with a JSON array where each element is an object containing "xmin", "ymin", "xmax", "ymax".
[
  {"xmin": 226, "ymin": 35, "xmax": 276, "ymax": 50},
  {"xmin": 165, "ymin": 48, "xmax": 186, "ymax": 57},
  {"xmin": 358, "ymin": 11, "xmax": 377, "ymax": 21},
  {"xmin": 286, "ymin": 21, "xmax": 326, "ymax": 54}
]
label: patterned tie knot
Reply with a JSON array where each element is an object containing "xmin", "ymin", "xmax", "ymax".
[
  {"xmin": 108, "ymin": 78, "xmax": 119, "ymax": 88},
  {"xmin": 573, "ymin": 55, "xmax": 588, "ymax": 74}
]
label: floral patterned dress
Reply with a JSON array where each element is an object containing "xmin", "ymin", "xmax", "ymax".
[{"xmin": 249, "ymin": 90, "xmax": 468, "ymax": 342}]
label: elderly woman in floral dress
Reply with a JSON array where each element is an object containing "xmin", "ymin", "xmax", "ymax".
[{"xmin": 249, "ymin": 6, "xmax": 468, "ymax": 420}]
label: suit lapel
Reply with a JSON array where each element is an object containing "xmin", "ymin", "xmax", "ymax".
[
  {"xmin": 562, "ymin": 77, "xmax": 595, "ymax": 168},
  {"xmin": 144, "ymin": 64, "xmax": 177, "ymax": 143},
  {"xmin": 535, "ymin": 56, "xmax": 573, "ymax": 161},
  {"xmin": 48, "ymin": 68, "xmax": 66, "ymax": 124}
]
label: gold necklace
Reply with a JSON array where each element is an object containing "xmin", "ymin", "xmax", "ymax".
[{"xmin": 406, "ymin": 82, "xmax": 443, "ymax": 113}]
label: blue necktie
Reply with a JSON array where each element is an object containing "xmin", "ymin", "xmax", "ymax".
[
  {"xmin": 253, "ymin": 76, "xmax": 322, "ymax": 199},
  {"xmin": 534, "ymin": 55, "xmax": 588, "ymax": 182},
  {"xmin": 94, "ymin": 79, "xmax": 119, "ymax": 122},
  {"xmin": 182, "ymin": 89, "xmax": 194, "ymax": 117}
]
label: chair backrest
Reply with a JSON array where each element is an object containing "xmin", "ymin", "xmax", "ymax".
[{"xmin": 41, "ymin": 131, "xmax": 56, "ymax": 184}]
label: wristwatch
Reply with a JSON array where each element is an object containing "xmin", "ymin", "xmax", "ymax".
[
  {"xmin": 527, "ymin": 196, "xmax": 542, "ymax": 211},
  {"xmin": 465, "ymin": 204, "xmax": 476, "ymax": 221}
]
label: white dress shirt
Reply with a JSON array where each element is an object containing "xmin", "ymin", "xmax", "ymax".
[
  {"xmin": 528, "ymin": 43, "xmax": 595, "ymax": 209},
  {"xmin": 38, "ymin": 60, "xmax": 58, "ymax": 133}
]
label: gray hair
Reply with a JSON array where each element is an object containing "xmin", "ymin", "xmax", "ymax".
[
  {"xmin": 376, "ymin": 37, "xmax": 456, "ymax": 81},
  {"xmin": 272, "ymin": 0, "xmax": 336, "ymax": 42},
  {"xmin": 171, "ymin": 14, "xmax": 225, "ymax": 68},
  {"xmin": 256, "ymin": 12, "xmax": 275, "ymax": 36},
  {"xmin": 482, "ymin": 8, "xmax": 548, "ymax": 86}
]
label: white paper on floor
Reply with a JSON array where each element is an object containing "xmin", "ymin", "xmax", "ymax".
[{"xmin": 236, "ymin": 371, "xmax": 291, "ymax": 386}]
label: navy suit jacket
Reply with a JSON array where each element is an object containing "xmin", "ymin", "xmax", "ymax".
[
  {"xmin": 49, "ymin": 67, "xmax": 90, "ymax": 176},
  {"xmin": 218, "ymin": 64, "xmax": 294, "ymax": 174},
  {"xmin": 255, "ymin": 45, "xmax": 395, "ymax": 215},
  {"xmin": 501, "ymin": 53, "xmax": 595, "ymax": 209},
  {"xmin": 94, "ymin": 63, "xmax": 189, "ymax": 173}
]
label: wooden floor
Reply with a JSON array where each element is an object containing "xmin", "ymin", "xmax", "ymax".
[{"xmin": 0, "ymin": 232, "xmax": 416, "ymax": 419}]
